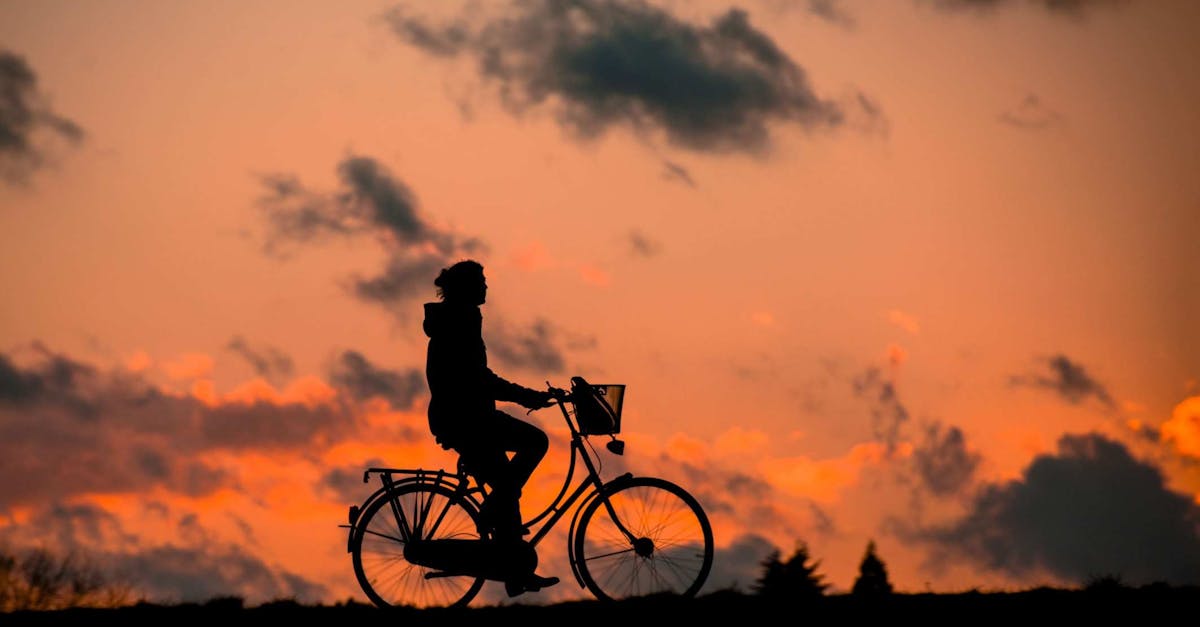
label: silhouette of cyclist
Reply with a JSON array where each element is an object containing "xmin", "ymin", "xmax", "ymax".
[{"xmin": 422, "ymin": 259, "xmax": 560, "ymax": 597}]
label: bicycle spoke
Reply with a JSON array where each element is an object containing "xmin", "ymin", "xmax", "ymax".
[{"xmin": 585, "ymin": 546, "xmax": 638, "ymax": 561}]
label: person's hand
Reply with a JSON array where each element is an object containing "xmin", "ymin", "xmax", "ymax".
[{"xmin": 524, "ymin": 390, "xmax": 555, "ymax": 410}]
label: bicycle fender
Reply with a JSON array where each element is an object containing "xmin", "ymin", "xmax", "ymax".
[{"xmin": 346, "ymin": 473, "xmax": 480, "ymax": 552}]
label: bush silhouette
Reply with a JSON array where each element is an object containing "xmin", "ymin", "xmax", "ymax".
[
  {"xmin": 753, "ymin": 540, "xmax": 828, "ymax": 599},
  {"xmin": 851, "ymin": 539, "xmax": 893, "ymax": 598},
  {"xmin": 0, "ymin": 545, "xmax": 130, "ymax": 611}
]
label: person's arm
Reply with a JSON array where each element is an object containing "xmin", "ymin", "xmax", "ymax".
[{"xmin": 484, "ymin": 368, "xmax": 552, "ymax": 409}]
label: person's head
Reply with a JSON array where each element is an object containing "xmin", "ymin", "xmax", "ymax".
[{"xmin": 435, "ymin": 259, "xmax": 486, "ymax": 305}]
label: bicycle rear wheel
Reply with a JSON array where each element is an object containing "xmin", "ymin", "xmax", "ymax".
[
  {"xmin": 573, "ymin": 476, "xmax": 713, "ymax": 601},
  {"xmin": 350, "ymin": 482, "xmax": 486, "ymax": 609}
]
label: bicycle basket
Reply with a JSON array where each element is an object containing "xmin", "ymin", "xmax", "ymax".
[{"xmin": 570, "ymin": 376, "xmax": 624, "ymax": 436}]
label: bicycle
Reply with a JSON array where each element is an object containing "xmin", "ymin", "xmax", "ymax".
[{"xmin": 342, "ymin": 376, "xmax": 715, "ymax": 609}]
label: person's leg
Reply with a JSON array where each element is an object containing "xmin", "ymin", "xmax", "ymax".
[
  {"xmin": 468, "ymin": 411, "xmax": 557, "ymax": 595},
  {"xmin": 452, "ymin": 446, "xmax": 516, "ymax": 536},
  {"xmin": 483, "ymin": 410, "xmax": 549, "ymax": 494},
  {"xmin": 454, "ymin": 412, "xmax": 545, "ymax": 538}
]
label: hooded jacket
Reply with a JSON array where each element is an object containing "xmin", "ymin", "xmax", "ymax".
[{"xmin": 423, "ymin": 301, "xmax": 543, "ymax": 448}]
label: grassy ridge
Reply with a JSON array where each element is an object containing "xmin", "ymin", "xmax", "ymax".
[{"xmin": 4, "ymin": 586, "xmax": 1196, "ymax": 626}]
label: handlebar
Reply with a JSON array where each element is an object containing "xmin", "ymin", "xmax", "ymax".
[{"xmin": 545, "ymin": 382, "xmax": 570, "ymax": 402}]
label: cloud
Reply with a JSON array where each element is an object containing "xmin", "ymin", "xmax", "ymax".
[
  {"xmin": 329, "ymin": 350, "xmax": 425, "ymax": 410},
  {"xmin": 911, "ymin": 421, "xmax": 981, "ymax": 497},
  {"xmin": 925, "ymin": 0, "xmax": 1125, "ymax": 17},
  {"xmin": 484, "ymin": 317, "xmax": 568, "ymax": 373},
  {"xmin": 0, "ymin": 503, "xmax": 328, "ymax": 605},
  {"xmin": 0, "ymin": 50, "xmax": 84, "ymax": 186},
  {"xmin": 704, "ymin": 532, "xmax": 779, "ymax": 593},
  {"xmin": 628, "ymin": 229, "xmax": 662, "ymax": 257},
  {"xmin": 258, "ymin": 156, "xmax": 462, "ymax": 251},
  {"xmin": 225, "ymin": 336, "xmax": 295, "ymax": 383},
  {"xmin": 350, "ymin": 253, "xmax": 452, "ymax": 309},
  {"xmin": 801, "ymin": 0, "xmax": 855, "ymax": 26},
  {"xmin": 163, "ymin": 352, "xmax": 214, "ymax": 381},
  {"xmin": 673, "ymin": 455, "xmax": 837, "ymax": 546},
  {"xmin": 318, "ymin": 458, "xmax": 389, "ymax": 504},
  {"xmin": 257, "ymin": 155, "xmax": 485, "ymax": 311},
  {"xmin": 1160, "ymin": 395, "xmax": 1200, "ymax": 460},
  {"xmin": 0, "ymin": 343, "xmax": 95, "ymax": 413},
  {"xmin": 200, "ymin": 396, "xmax": 352, "ymax": 451},
  {"xmin": 998, "ymin": 93, "xmax": 1064, "ymax": 130},
  {"xmin": 887, "ymin": 309, "xmax": 920, "ymax": 335},
  {"xmin": 384, "ymin": 0, "xmax": 861, "ymax": 154},
  {"xmin": 661, "ymin": 159, "xmax": 696, "ymax": 187},
  {"xmin": 1010, "ymin": 354, "xmax": 1115, "ymax": 409},
  {"xmin": 0, "ymin": 345, "xmax": 362, "ymax": 508},
  {"xmin": 906, "ymin": 433, "xmax": 1200, "ymax": 586},
  {"xmin": 759, "ymin": 0, "xmax": 855, "ymax": 27},
  {"xmin": 852, "ymin": 366, "xmax": 910, "ymax": 454}
]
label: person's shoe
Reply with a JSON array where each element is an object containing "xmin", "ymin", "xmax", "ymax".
[
  {"xmin": 524, "ymin": 574, "xmax": 560, "ymax": 591},
  {"xmin": 505, "ymin": 573, "xmax": 560, "ymax": 597}
]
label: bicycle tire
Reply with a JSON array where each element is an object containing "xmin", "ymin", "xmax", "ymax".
[
  {"xmin": 572, "ymin": 476, "xmax": 714, "ymax": 601},
  {"xmin": 350, "ymin": 481, "xmax": 486, "ymax": 609}
]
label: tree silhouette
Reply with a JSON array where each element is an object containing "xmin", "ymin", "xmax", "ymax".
[
  {"xmin": 753, "ymin": 540, "xmax": 828, "ymax": 599},
  {"xmin": 851, "ymin": 539, "xmax": 894, "ymax": 598}
]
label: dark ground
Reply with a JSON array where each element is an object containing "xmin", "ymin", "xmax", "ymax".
[{"xmin": 4, "ymin": 586, "xmax": 1195, "ymax": 626}]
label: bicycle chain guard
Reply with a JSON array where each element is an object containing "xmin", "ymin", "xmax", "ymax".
[{"xmin": 405, "ymin": 538, "xmax": 537, "ymax": 582}]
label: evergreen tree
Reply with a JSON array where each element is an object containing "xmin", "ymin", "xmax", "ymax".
[
  {"xmin": 752, "ymin": 550, "xmax": 786, "ymax": 598},
  {"xmin": 851, "ymin": 539, "xmax": 894, "ymax": 598},
  {"xmin": 753, "ymin": 541, "xmax": 828, "ymax": 599}
]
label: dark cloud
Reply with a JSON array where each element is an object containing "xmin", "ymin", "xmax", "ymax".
[
  {"xmin": 257, "ymin": 155, "xmax": 485, "ymax": 311},
  {"xmin": 385, "ymin": 0, "xmax": 860, "ymax": 154},
  {"xmin": 335, "ymin": 157, "xmax": 450, "ymax": 249},
  {"xmin": 912, "ymin": 421, "xmax": 981, "ymax": 496},
  {"xmin": 0, "ymin": 50, "xmax": 84, "ymax": 185},
  {"xmin": 115, "ymin": 545, "xmax": 328, "ymax": 604},
  {"xmin": 852, "ymin": 367, "xmax": 910, "ymax": 454},
  {"xmin": 484, "ymin": 317, "xmax": 568, "ymax": 372},
  {"xmin": 628, "ymin": 229, "xmax": 662, "ymax": 257},
  {"xmin": 201, "ymin": 400, "xmax": 353, "ymax": 450},
  {"xmin": 704, "ymin": 532, "xmax": 779, "ymax": 593},
  {"xmin": 906, "ymin": 433, "xmax": 1200, "ymax": 586},
  {"xmin": 927, "ymin": 0, "xmax": 1125, "ymax": 17},
  {"xmin": 0, "ymin": 344, "xmax": 94, "ymax": 412},
  {"xmin": 258, "ymin": 156, "xmax": 453, "ymax": 251},
  {"xmin": 319, "ymin": 458, "xmax": 388, "ymax": 504},
  {"xmin": 672, "ymin": 459, "xmax": 834, "ymax": 549},
  {"xmin": 329, "ymin": 350, "xmax": 425, "ymax": 410},
  {"xmin": 805, "ymin": 0, "xmax": 855, "ymax": 25},
  {"xmin": 0, "ymin": 346, "xmax": 361, "ymax": 508},
  {"xmin": 660, "ymin": 159, "xmax": 696, "ymax": 187},
  {"xmin": 225, "ymin": 335, "xmax": 295, "ymax": 383},
  {"xmin": 0, "ymin": 503, "xmax": 328, "ymax": 604},
  {"xmin": 350, "ymin": 253, "xmax": 452, "ymax": 309},
  {"xmin": 1010, "ymin": 354, "xmax": 1115, "ymax": 408},
  {"xmin": 998, "ymin": 93, "xmax": 1063, "ymax": 130},
  {"xmin": 756, "ymin": 0, "xmax": 856, "ymax": 27}
]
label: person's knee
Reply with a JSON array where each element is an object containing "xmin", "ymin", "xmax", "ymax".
[{"xmin": 530, "ymin": 429, "xmax": 549, "ymax": 458}]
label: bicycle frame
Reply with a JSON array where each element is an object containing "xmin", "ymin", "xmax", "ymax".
[{"xmin": 345, "ymin": 392, "xmax": 640, "ymax": 588}]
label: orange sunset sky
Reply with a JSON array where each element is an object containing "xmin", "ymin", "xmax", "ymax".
[{"xmin": 2, "ymin": 0, "xmax": 1198, "ymax": 607}]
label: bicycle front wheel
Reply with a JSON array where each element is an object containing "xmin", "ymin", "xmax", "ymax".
[
  {"xmin": 350, "ymin": 482, "xmax": 486, "ymax": 609},
  {"xmin": 573, "ymin": 476, "xmax": 714, "ymax": 601}
]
